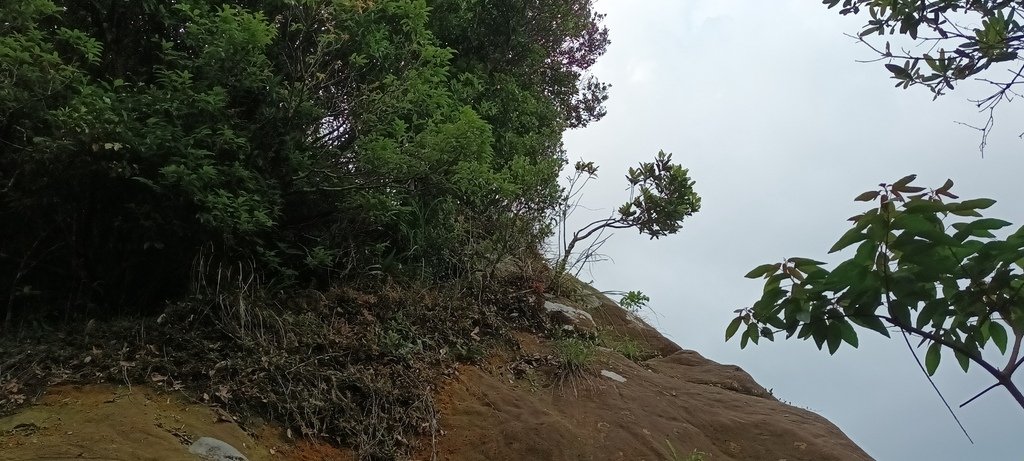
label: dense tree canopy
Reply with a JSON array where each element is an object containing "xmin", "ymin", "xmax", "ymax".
[
  {"xmin": 2, "ymin": 0, "xmax": 701, "ymax": 329},
  {"xmin": 0, "ymin": 0, "xmax": 621, "ymax": 323}
]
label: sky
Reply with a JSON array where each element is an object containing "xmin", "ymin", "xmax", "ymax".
[{"xmin": 561, "ymin": 1, "xmax": 1024, "ymax": 460}]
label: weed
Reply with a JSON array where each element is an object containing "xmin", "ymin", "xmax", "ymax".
[
  {"xmin": 552, "ymin": 336, "xmax": 597, "ymax": 396},
  {"xmin": 618, "ymin": 290, "xmax": 650, "ymax": 313},
  {"xmin": 597, "ymin": 331, "xmax": 656, "ymax": 363},
  {"xmin": 663, "ymin": 440, "xmax": 711, "ymax": 461}
]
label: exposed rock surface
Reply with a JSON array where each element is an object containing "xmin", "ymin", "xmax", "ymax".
[
  {"xmin": 420, "ymin": 287, "xmax": 874, "ymax": 461},
  {"xmin": 190, "ymin": 437, "xmax": 249, "ymax": 461},
  {"xmin": 545, "ymin": 299, "xmax": 597, "ymax": 331}
]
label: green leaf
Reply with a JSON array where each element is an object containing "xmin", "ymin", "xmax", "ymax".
[
  {"xmin": 826, "ymin": 321, "xmax": 842, "ymax": 354},
  {"xmin": 788, "ymin": 257, "xmax": 826, "ymax": 268},
  {"xmin": 850, "ymin": 315, "xmax": 891, "ymax": 338},
  {"xmin": 747, "ymin": 323, "xmax": 761, "ymax": 345},
  {"xmin": 888, "ymin": 301, "xmax": 912, "ymax": 327},
  {"xmin": 859, "ymin": 25, "xmax": 882, "ymax": 37},
  {"xmin": 903, "ymin": 199, "xmax": 948, "ymax": 214},
  {"xmin": 763, "ymin": 273, "xmax": 788, "ymax": 294},
  {"xmin": 954, "ymin": 349, "xmax": 970, "ymax": 372},
  {"xmin": 892, "ymin": 174, "xmax": 917, "ymax": 188},
  {"xmin": 917, "ymin": 300, "xmax": 946, "ymax": 329},
  {"xmin": 812, "ymin": 324, "xmax": 827, "ymax": 350},
  {"xmin": 838, "ymin": 320, "xmax": 859, "ymax": 347},
  {"xmin": 854, "ymin": 190, "xmax": 880, "ymax": 202},
  {"xmin": 957, "ymin": 198, "xmax": 997, "ymax": 210},
  {"xmin": 885, "ymin": 64, "xmax": 914, "ymax": 80},
  {"xmin": 925, "ymin": 342, "xmax": 942, "ymax": 375},
  {"xmin": 975, "ymin": 218, "xmax": 1012, "ymax": 229},
  {"xmin": 949, "ymin": 208, "xmax": 983, "ymax": 217},
  {"xmin": 829, "ymin": 227, "xmax": 869, "ymax": 254},
  {"xmin": 725, "ymin": 317, "xmax": 743, "ymax": 341},
  {"xmin": 988, "ymin": 321, "xmax": 1008, "ymax": 354},
  {"xmin": 745, "ymin": 263, "xmax": 780, "ymax": 279}
]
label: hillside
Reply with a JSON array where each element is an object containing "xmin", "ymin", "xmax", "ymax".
[
  {"xmin": 1, "ymin": 281, "xmax": 871, "ymax": 460},
  {"xmin": 1, "ymin": 2, "xmax": 877, "ymax": 459}
]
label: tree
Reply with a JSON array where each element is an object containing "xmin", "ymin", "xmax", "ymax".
[
  {"xmin": 0, "ymin": 0, "xmax": 615, "ymax": 326},
  {"xmin": 729, "ymin": 175, "xmax": 1024, "ymax": 411},
  {"xmin": 825, "ymin": 0, "xmax": 1024, "ymax": 151},
  {"xmin": 554, "ymin": 151, "xmax": 701, "ymax": 275}
]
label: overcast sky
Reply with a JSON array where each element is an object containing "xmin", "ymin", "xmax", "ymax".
[{"xmin": 562, "ymin": 1, "xmax": 1024, "ymax": 460}]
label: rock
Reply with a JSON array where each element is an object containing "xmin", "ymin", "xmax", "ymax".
[
  {"xmin": 543, "ymin": 300, "xmax": 596, "ymax": 331},
  {"xmin": 189, "ymin": 437, "xmax": 249, "ymax": 461},
  {"xmin": 600, "ymin": 370, "xmax": 626, "ymax": 383},
  {"xmin": 424, "ymin": 355, "xmax": 873, "ymax": 461}
]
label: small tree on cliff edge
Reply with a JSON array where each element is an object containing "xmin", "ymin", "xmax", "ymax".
[{"xmin": 554, "ymin": 151, "xmax": 701, "ymax": 276}]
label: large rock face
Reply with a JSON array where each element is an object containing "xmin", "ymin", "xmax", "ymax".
[
  {"xmin": 422, "ymin": 351, "xmax": 870, "ymax": 461},
  {"xmin": 420, "ymin": 287, "xmax": 873, "ymax": 461}
]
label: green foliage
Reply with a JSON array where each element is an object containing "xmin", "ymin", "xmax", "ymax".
[
  {"xmin": 824, "ymin": 1, "xmax": 1024, "ymax": 150},
  {"xmin": 730, "ymin": 175, "xmax": 1024, "ymax": 409},
  {"xmin": 826, "ymin": 1, "xmax": 1023, "ymax": 96},
  {"xmin": 619, "ymin": 290, "xmax": 651, "ymax": 313},
  {"xmin": 620, "ymin": 152, "xmax": 703, "ymax": 238},
  {"xmin": 554, "ymin": 335, "xmax": 597, "ymax": 375},
  {"xmin": 598, "ymin": 330, "xmax": 656, "ymax": 363},
  {"xmin": 663, "ymin": 441, "xmax": 710, "ymax": 461},
  {"xmin": 555, "ymin": 151, "xmax": 701, "ymax": 275},
  {"xmin": 0, "ymin": 0, "xmax": 617, "ymax": 324},
  {"xmin": 2, "ymin": 0, "xmax": 291, "ymax": 318}
]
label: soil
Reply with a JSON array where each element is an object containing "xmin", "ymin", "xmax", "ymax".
[{"xmin": 0, "ymin": 384, "xmax": 352, "ymax": 461}]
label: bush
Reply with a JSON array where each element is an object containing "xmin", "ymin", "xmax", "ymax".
[{"xmin": 0, "ymin": 0, "xmax": 611, "ymax": 326}]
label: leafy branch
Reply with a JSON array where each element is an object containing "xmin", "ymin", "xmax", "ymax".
[
  {"xmin": 729, "ymin": 175, "xmax": 1024, "ymax": 411},
  {"xmin": 825, "ymin": 0, "xmax": 1024, "ymax": 153},
  {"xmin": 553, "ymin": 151, "xmax": 701, "ymax": 275}
]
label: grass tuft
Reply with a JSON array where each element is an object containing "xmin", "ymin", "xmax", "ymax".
[{"xmin": 552, "ymin": 336, "xmax": 597, "ymax": 396}]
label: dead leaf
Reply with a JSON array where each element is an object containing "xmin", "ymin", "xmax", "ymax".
[{"xmin": 213, "ymin": 407, "xmax": 234, "ymax": 423}]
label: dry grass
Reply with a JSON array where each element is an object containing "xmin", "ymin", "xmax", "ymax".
[{"xmin": 0, "ymin": 274, "xmax": 545, "ymax": 460}]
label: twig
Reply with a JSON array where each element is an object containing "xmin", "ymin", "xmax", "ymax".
[
  {"xmin": 899, "ymin": 329, "xmax": 973, "ymax": 443},
  {"xmin": 960, "ymin": 382, "xmax": 1001, "ymax": 408}
]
